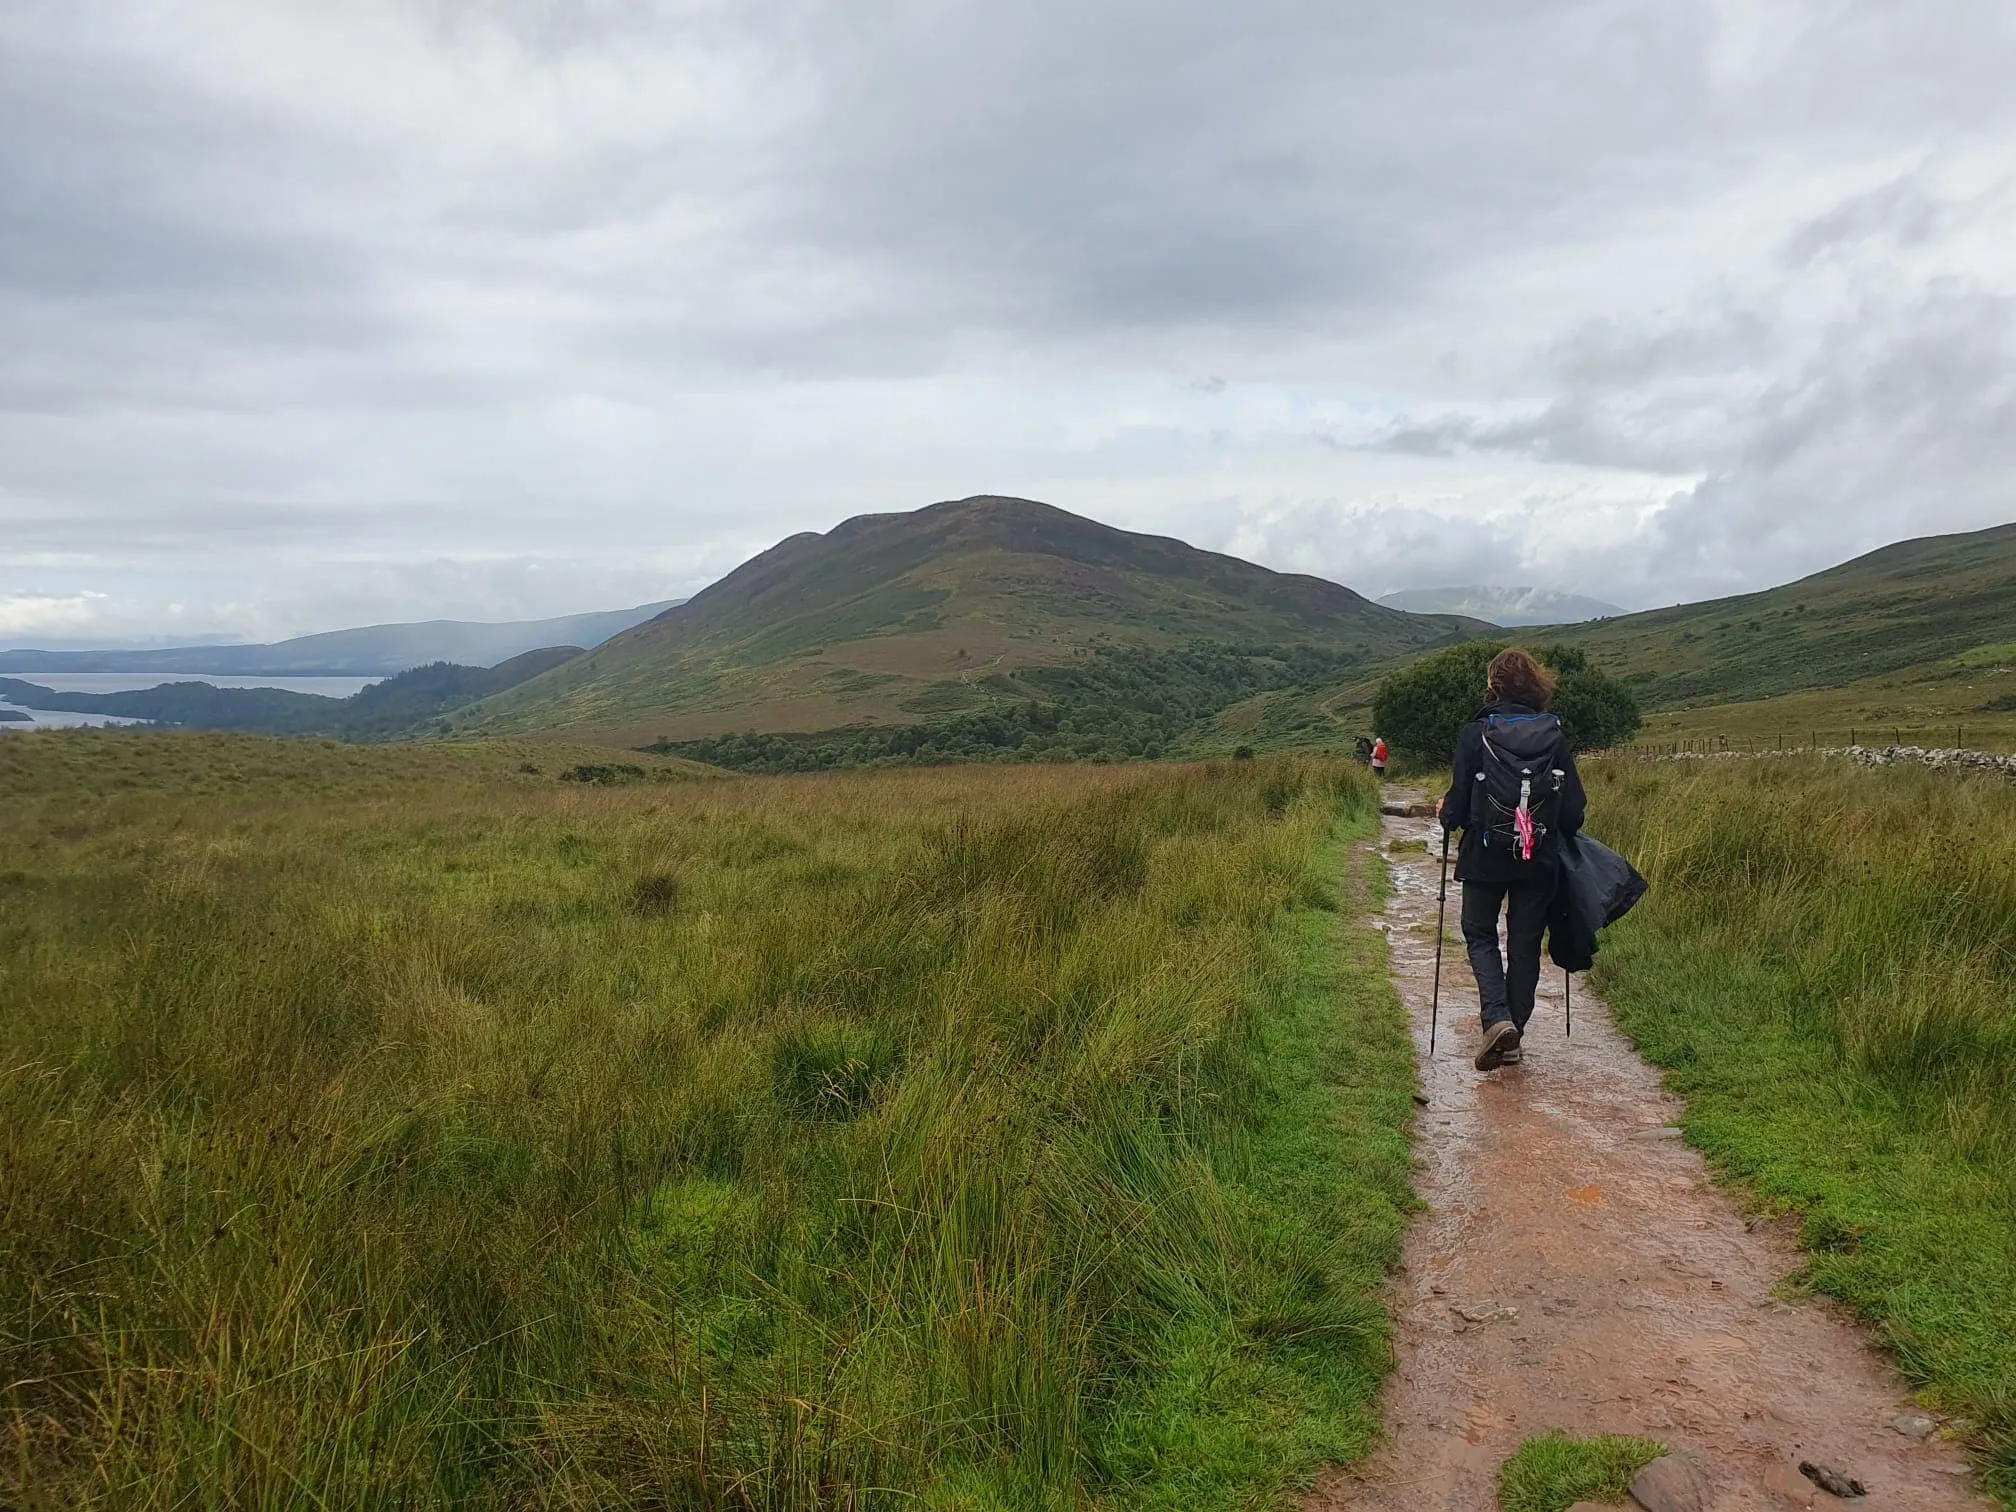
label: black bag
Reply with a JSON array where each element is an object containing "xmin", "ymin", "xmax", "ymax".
[
  {"xmin": 1546, "ymin": 833, "xmax": 1649, "ymax": 972},
  {"xmin": 1468, "ymin": 711, "xmax": 1570, "ymax": 863}
]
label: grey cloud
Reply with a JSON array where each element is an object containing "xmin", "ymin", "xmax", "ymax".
[
  {"xmin": 1781, "ymin": 175, "xmax": 1943, "ymax": 266},
  {"xmin": 2, "ymin": 1, "xmax": 2015, "ymax": 641}
]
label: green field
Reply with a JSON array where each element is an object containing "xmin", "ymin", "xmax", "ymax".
[
  {"xmin": 1614, "ymin": 654, "xmax": 2016, "ymax": 755},
  {"xmin": 0, "ymin": 733, "xmax": 1414, "ymax": 1509},
  {"xmin": 1586, "ymin": 755, "xmax": 2016, "ymax": 1500}
]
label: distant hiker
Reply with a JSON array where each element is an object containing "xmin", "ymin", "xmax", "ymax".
[
  {"xmin": 1435, "ymin": 648, "xmax": 1586, "ymax": 1070},
  {"xmin": 1370, "ymin": 736, "xmax": 1389, "ymax": 776},
  {"xmin": 1354, "ymin": 735, "xmax": 1374, "ymax": 765}
]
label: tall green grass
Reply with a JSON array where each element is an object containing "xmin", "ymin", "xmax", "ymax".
[
  {"xmin": 1586, "ymin": 756, "xmax": 2016, "ymax": 1502},
  {"xmin": 0, "ymin": 735, "xmax": 1413, "ymax": 1509}
]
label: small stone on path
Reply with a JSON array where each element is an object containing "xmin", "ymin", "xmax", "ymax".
[
  {"xmin": 1763, "ymin": 1461, "xmax": 1820, "ymax": 1507},
  {"xmin": 1631, "ymin": 1126, "xmax": 1686, "ymax": 1140},
  {"xmin": 1629, "ymin": 1450, "xmax": 1714, "ymax": 1512},
  {"xmin": 1891, "ymin": 1413, "xmax": 1936, "ymax": 1437},
  {"xmin": 1798, "ymin": 1460, "xmax": 1868, "ymax": 1498}
]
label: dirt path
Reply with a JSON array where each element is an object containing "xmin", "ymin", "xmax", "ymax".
[{"xmin": 1313, "ymin": 802, "xmax": 1988, "ymax": 1511}]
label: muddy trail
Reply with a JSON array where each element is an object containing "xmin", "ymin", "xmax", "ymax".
[{"xmin": 1314, "ymin": 801, "xmax": 1989, "ymax": 1511}]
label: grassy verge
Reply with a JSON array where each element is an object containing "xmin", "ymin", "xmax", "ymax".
[
  {"xmin": 0, "ymin": 736, "xmax": 1413, "ymax": 1509},
  {"xmin": 1585, "ymin": 756, "xmax": 2016, "ymax": 1504},
  {"xmin": 1496, "ymin": 1431, "xmax": 1665, "ymax": 1512}
]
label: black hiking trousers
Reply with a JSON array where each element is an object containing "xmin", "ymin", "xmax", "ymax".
[{"xmin": 1460, "ymin": 874, "xmax": 1554, "ymax": 1033}]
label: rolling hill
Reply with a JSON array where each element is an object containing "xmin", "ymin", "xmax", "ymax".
[
  {"xmin": 455, "ymin": 496, "xmax": 1484, "ymax": 746},
  {"xmin": 1211, "ymin": 519, "xmax": 2016, "ymax": 754},
  {"xmin": 0, "ymin": 601, "xmax": 681, "ymax": 676},
  {"xmin": 1548, "ymin": 520, "xmax": 2016, "ymax": 707}
]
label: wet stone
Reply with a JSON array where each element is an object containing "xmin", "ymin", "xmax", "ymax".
[
  {"xmin": 1763, "ymin": 1460, "xmax": 1820, "ymax": 1507},
  {"xmin": 1799, "ymin": 1460, "xmax": 1868, "ymax": 1498},
  {"xmin": 1891, "ymin": 1413, "xmax": 1936, "ymax": 1438},
  {"xmin": 1629, "ymin": 1450, "xmax": 1715, "ymax": 1512}
]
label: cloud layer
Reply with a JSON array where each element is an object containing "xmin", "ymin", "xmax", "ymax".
[{"xmin": 4, "ymin": 0, "xmax": 2014, "ymax": 642}]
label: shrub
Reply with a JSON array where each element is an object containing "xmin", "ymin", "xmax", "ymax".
[
  {"xmin": 1370, "ymin": 641, "xmax": 1501, "ymax": 763},
  {"xmin": 1370, "ymin": 641, "xmax": 1640, "ymax": 763}
]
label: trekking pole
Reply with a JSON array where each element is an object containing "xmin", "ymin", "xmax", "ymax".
[
  {"xmin": 1564, "ymin": 969, "xmax": 1572, "ymax": 1038},
  {"xmin": 1429, "ymin": 829, "xmax": 1451, "ymax": 1056}
]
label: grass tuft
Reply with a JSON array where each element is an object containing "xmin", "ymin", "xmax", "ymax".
[{"xmin": 1496, "ymin": 1430, "xmax": 1665, "ymax": 1512}]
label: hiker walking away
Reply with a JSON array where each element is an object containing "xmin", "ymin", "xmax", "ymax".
[
  {"xmin": 1435, "ymin": 648, "xmax": 1585, "ymax": 1070},
  {"xmin": 1354, "ymin": 735, "xmax": 1373, "ymax": 765},
  {"xmin": 1370, "ymin": 736, "xmax": 1389, "ymax": 777}
]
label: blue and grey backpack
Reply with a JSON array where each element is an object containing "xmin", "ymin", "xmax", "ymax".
[{"xmin": 1469, "ymin": 711, "xmax": 1569, "ymax": 861}]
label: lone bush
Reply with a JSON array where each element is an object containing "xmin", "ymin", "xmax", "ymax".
[{"xmin": 1371, "ymin": 641, "xmax": 1640, "ymax": 764}]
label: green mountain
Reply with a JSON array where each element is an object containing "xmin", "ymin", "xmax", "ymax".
[
  {"xmin": 457, "ymin": 496, "xmax": 1484, "ymax": 746},
  {"xmin": 1548, "ymin": 521, "xmax": 2016, "ymax": 707}
]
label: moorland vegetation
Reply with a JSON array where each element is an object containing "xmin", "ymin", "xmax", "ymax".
[
  {"xmin": 0, "ymin": 732, "xmax": 1413, "ymax": 1510},
  {"xmin": 1587, "ymin": 755, "xmax": 2016, "ymax": 1499}
]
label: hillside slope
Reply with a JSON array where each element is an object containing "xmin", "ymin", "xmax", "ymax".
[
  {"xmin": 1549, "ymin": 521, "xmax": 2016, "ymax": 707},
  {"xmin": 1192, "ymin": 520, "xmax": 2016, "ymax": 755},
  {"xmin": 459, "ymin": 496, "xmax": 1482, "ymax": 744}
]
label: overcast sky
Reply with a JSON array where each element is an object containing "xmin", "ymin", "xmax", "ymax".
[{"xmin": 5, "ymin": 0, "xmax": 2014, "ymax": 645}]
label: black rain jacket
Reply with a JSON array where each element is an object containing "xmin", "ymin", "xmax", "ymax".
[
  {"xmin": 1438, "ymin": 702, "xmax": 1587, "ymax": 884},
  {"xmin": 1545, "ymin": 833, "xmax": 1649, "ymax": 972}
]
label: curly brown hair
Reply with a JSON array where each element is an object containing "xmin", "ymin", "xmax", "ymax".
[{"xmin": 1487, "ymin": 647, "xmax": 1558, "ymax": 710}]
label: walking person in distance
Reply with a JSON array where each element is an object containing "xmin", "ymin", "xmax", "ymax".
[
  {"xmin": 1370, "ymin": 735, "xmax": 1389, "ymax": 777},
  {"xmin": 1435, "ymin": 648, "xmax": 1586, "ymax": 1070}
]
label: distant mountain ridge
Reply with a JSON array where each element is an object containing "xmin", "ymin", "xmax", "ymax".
[
  {"xmin": 457, "ymin": 495, "xmax": 1488, "ymax": 745},
  {"xmin": 0, "ymin": 646, "xmax": 584, "ymax": 738},
  {"xmin": 0, "ymin": 601, "xmax": 682, "ymax": 676},
  {"xmin": 1375, "ymin": 586, "xmax": 1625, "ymax": 626}
]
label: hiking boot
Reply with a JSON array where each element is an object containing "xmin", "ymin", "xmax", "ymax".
[
  {"xmin": 1475, "ymin": 1020, "xmax": 1521, "ymax": 1071},
  {"xmin": 1500, "ymin": 1044, "xmax": 1523, "ymax": 1065}
]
